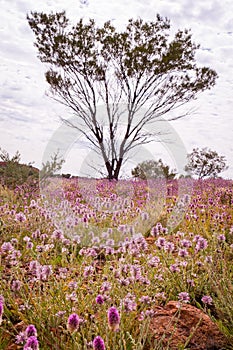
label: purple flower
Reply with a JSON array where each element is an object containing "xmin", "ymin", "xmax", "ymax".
[
  {"xmin": 130, "ymin": 265, "xmax": 141, "ymax": 280},
  {"xmin": 178, "ymin": 292, "xmax": 190, "ymax": 303},
  {"xmin": 100, "ymin": 281, "xmax": 111, "ymax": 292},
  {"xmin": 0, "ymin": 299, "xmax": 4, "ymax": 325},
  {"xmin": 150, "ymin": 226, "xmax": 159, "ymax": 237},
  {"xmin": 205, "ymin": 255, "xmax": 213, "ymax": 263},
  {"xmin": 122, "ymin": 293, "xmax": 137, "ymax": 312},
  {"xmin": 51, "ymin": 229, "xmax": 64, "ymax": 241},
  {"xmin": 195, "ymin": 237, "xmax": 208, "ymax": 252},
  {"xmin": 25, "ymin": 325, "xmax": 37, "ymax": 338},
  {"xmin": 96, "ymin": 295, "xmax": 104, "ymax": 305},
  {"xmin": 23, "ymin": 336, "xmax": 39, "ymax": 350},
  {"xmin": 32, "ymin": 229, "xmax": 40, "ymax": 239},
  {"xmin": 55, "ymin": 310, "xmax": 66, "ymax": 317},
  {"xmin": 151, "ymin": 223, "xmax": 164, "ymax": 236},
  {"xmin": 93, "ymin": 336, "xmax": 105, "ymax": 350},
  {"xmin": 145, "ymin": 309, "xmax": 155, "ymax": 317},
  {"xmin": 156, "ymin": 237, "xmax": 166, "ymax": 249},
  {"xmin": 36, "ymin": 265, "xmax": 53, "ymax": 281},
  {"xmin": 15, "ymin": 331, "xmax": 27, "ymax": 345},
  {"xmin": 29, "ymin": 260, "xmax": 40, "ymax": 274},
  {"xmin": 217, "ymin": 234, "xmax": 226, "ymax": 242},
  {"xmin": 15, "ymin": 212, "xmax": 26, "ymax": 222},
  {"xmin": 68, "ymin": 281, "xmax": 78, "ymax": 290},
  {"xmin": 201, "ymin": 295, "xmax": 213, "ymax": 305},
  {"xmin": 67, "ymin": 313, "xmax": 80, "ymax": 333},
  {"xmin": 148, "ymin": 255, "xmax": 160, "ymax": 267},
  {"xmin": 187, "ymin": 279, "xmax": 195, "ymax": 287},
  {"xmin": 178, "ymin": 248, "xmax": 189, "ymax": 258},
  {"xmin": 26, "ymin": 242, "xmax": 34, "ymax": 249},
  {"xmin": 58, "ymin": 267, "xmax": 68, "ymax": 279},
  {"xmin": 170, "ymin": 264, "xmax": 180, "ymax": 273},
  {"xmin": 181, "ymin": 239, "xmax": 192, "ymax": 248},
  {"xmin": 141, "ymin": 212, "xmax": 149, "ymax": 220},
  {"xmin": 41, "ymin": 265, "xmax": 53, "ymax": 281},
  {"xmin": 30, "ymin": 200, "xmax": 37, "ymax": 208},
  {"xmin": 139, "ymin": 295, "xmax": 151, "ymax": 304},
  {"xmin": 1, "ymin": 242, "xmax": 14, "ymax": 254},
  {"xmin": 11, "ymin": 279, "xmax": 21, "ymax": 292},
  {"xmin": 164, "ymin": 242, "xmax": 175, "ymax": 253},
  {"xmin": 83, "ymin": 265, "xmax": 94, "ymax": 278},
  {"xmin": 108, "ymin": 307, "xmax": 120, "ymax": 331},
  {"xmin": 65, "ymin": 291, "xmax": 77, "ymax": 302}
]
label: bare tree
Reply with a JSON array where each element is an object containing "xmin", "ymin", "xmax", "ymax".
[{"xmin": 27, "ymin": 12, "xmax": 217, "ymax": 180}]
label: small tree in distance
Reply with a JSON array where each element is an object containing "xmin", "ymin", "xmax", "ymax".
[
  {"xmin": 40, "ymin": 152, "xmax": 65, "ymax": 187},
  {"xmin": 185, "ymin": 147, "xmax": 228, "ymax": 179},
  {"xmin": 132, "ymin": 159, "xmax": 177, "ymax": 180},
  {"xmin": 27, "ymin": 12, "xmax": 217, "ymax": 180},
  {"xmin": 0, "ymin": 148, "xmax": 39, "ymax": 188}
]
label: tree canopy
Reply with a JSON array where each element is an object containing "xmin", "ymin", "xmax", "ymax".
[
  {"xmin": 0, "ymin": 148, "xmax": 39, "ymax": 188},
  {"xmin": 185, "ymin": 147, "xmax": 228, "ymax": 179},
  {"xmin": 132, "ymin": 159, "xmax": 177, "ymax": 180},
  {"xmin": 27, "ymin": 12, "xmax": 217, "ymax": 180}
]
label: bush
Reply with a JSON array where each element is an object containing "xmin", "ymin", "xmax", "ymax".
[{"xmin": 0, "ymin": 148, "xmax": 39, "ymax": 188}]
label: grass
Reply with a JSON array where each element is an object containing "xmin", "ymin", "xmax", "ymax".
[{"xmin": 0, "ymin": 178, "xmax": 232, "ymax": 349}]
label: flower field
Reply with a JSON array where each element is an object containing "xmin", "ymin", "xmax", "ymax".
[{"xmin": 0, "ymin": 178, "xmax": 233, "ymax": 349}]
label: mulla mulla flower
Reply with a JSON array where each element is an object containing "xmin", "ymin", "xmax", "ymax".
[
  {"xmin": 201, "ymin": 295, "xmax": 213, "ymax": 305},
  {"xmin": 96, "ymin": 294, "xmax": 105, "ymax": 305},
  {"xmin": 15, "ymin": 212, "xmax": 26, "ymax": 222},
  {"xmin": 178, "ymin": 292, "xmax": 190, "ymax": 303},
  {"xmin": 107, "ymin": 306, "xmax": 120, "ymax": 331},
  {"xmin": 23, "ymin": 336, "xmax": 39, "ymax": 350},
  {"xmin": 25, "ymin": 324, "xmax": 37, "ymax": 338},
  {"xmin": 67, "ymin": 313, "xmax": 80, "ymax": 333},
  {"xmin": 93, "ymin": 336, "xmax": 106, "ymax": 350},
  {"xmin": 0, "ymin": 299, "xmax": 4, "ymax": 325}
]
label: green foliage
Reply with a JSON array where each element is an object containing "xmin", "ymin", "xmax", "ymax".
[
  {"xmin": 27, "ymin": 13, "xmax": 217, "ymax": 91},
  {"xmin": 185, "ymin": 147, "xmax": 228, "ymax": 179},
  {"xmin": 39, "ymin": 152, "xmax": 65, "ymax": 188},
  {"xmin": 27, "ymin": 12, "xmax": 217, "ymax": 180},
  {"xmin": 132, "ymin": 159, "xmax": 177, "ymax": 180},
  {"xmin": 0, "ymin": 148, "xmax": 38, "ymax": 188}
]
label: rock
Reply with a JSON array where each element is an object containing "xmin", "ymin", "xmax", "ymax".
[{"xmin": 146, "ymin": 301, "xmax": 228, "ymax": 350}]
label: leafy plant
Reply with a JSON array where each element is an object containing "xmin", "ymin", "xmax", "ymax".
[
  {"xmin": 185, "ymin": 147, "xmax": 228, "ymax": 179},
  {"xmin": 0, "ymin": 148, "xmax": 38, "ymax": 188},
  {"xmin": 132, "ymin": 159, "xmax": 177, "ymax": 180}
]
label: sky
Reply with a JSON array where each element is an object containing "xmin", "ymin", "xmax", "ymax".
[{"xmin": 0, "ymin": 0, "xmax": 232, "ymax": 178}]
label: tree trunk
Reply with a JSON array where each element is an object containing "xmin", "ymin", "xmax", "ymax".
[
  {"xmin": 105, "ymin": 160, "xmax": 114, "ymax": 180},
  {"xmin": 113, "ymin": 158, "xmax": 123, "ymax": 180},
  {"xmin": 104, "ymin": 159, "xmax": 123, "ymax": 181}
]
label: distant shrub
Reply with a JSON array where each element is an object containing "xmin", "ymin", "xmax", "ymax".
[
  {"xmin": 0, "ymin": 148, "xmax": 39, "ymax": 189},
  {"xmin": 132, "ymin": 159, "xmax": 177, "ymax": 180},
  {"xmin": 185, "ymin": 147, "xmax": 228, "ymax": 179}
]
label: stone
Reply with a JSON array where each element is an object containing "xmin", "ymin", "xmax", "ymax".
[{"xmin": 146, "ymin": 301, "xmax": 228, "ymax": 350}]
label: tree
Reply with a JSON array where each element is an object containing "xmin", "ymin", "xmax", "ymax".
[
  {"xmin": 184, "ymin": 147, "xmax": 228, "ymax": 179},
  {"xmin": 132, "ymin": 159, "xmax": 176, "ymax": 180},
  {"xmin": 27, "ymin": 12, "xmax": 217, "ymax": 180},
  {"xmin": 40, "ymin": 152, "xmax": 65, "ymax": 187},
  {"xmin": 0, "ymin": 148, "xmax": 39, "ymax": 188}
]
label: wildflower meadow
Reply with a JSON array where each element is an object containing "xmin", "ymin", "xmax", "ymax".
[{"xmin": 0, "ymin": 176, "xmax": 233, "ymax": 349}]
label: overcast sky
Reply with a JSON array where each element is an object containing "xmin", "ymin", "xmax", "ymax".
[{"xmin": 0, "ymin": 0, "xmax": 232, "ymax": 178}]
